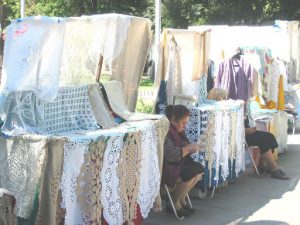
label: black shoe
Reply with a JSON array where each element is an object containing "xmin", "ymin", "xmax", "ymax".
[
  {"xmin": 182, "ymin": 204, "xmax": 196, "ymax": 214},
  {"xmin": 165, "ymin": 204, "xmax": 190, "ymax": 218},
  {"xmin": 177, "ymin": 207, "xmax": 191, "ymax": 218},
  {"xmin": 271, "ymin": 169, "xmax": 289, "ymax": 180}
]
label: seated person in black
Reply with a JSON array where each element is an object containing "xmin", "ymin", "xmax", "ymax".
[{"xmin": 245, "ymin": 117, "xmax": 289, "ymax": 180}]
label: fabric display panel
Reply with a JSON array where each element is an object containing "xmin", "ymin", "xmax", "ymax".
[{"xmin": 186, "ymin": 100, "xmax": 245, "ymax": 190}]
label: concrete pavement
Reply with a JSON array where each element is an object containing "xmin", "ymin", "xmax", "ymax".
[{"xmin": 144, "ymin": 134, "xmax": 300, "ymax": 225}]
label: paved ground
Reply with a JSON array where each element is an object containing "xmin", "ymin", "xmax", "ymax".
[{"xmin": 144, "ymin": 133, "xmax": 300, "ymax": 225}]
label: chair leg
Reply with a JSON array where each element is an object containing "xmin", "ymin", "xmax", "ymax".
[
  {"xmin": 246, "ymin": 145, "xmax": 260, "ymax": 177},
  {"xmin": 164, "ymin": 184, "xmax": 183, "ymax": 220},
  {"xmin": 186, "ymin": 193, "xmax": 193, "ymax": 209},
  {"xmin": 293, "ymin": 116, "xmax": 296, "ymax": 135},
  {"xmin": 207, "ymin": 186, "xmax": 216, "ymax": 199}
]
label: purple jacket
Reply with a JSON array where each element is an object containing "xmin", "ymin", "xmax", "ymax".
[{"xmin": 215, "ymin": 57, "xmax": 254, "ymax": 101}]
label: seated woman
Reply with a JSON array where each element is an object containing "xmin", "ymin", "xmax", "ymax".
[
  {"xmin": 245, "ymin": 116, "xmax": 289, "ymax": 180},
  {"xmin": 162, "ymin": 105, "xmax": 204, "ymax": 218}
]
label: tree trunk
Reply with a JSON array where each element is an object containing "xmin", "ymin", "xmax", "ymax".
[{"xmin": 91, "ymin": 0, "xmax": 98, "ymax": 13}]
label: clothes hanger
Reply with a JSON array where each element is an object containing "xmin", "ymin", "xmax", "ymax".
[{"xmin": 232, "ymin": 47, "xmax": 244, "ymax": 60}]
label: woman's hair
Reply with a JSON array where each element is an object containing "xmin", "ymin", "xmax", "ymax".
[{"xmin": 165, "ymin": 104, "xmax": 190, "ymax": 121}]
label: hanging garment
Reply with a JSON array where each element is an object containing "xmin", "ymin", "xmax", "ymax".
[
  {"xmin": 155, "ymin": 81, "xmax": 168, "ymax": 114},
  {"xmin": 207, "ymin": 60, "xmax": 215, "ymax": 93},
  {"xmin": 215, "ymin": 57, "xmax": 255, "ymax": 101},
  {"xmin": 164, "ymin": 38, "xmax": 182, "ymax": 104}
]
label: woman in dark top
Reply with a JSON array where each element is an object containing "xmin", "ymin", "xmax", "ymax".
[
  {"xmin": 245, "ymin": 118, "xmax": 289, "ymax": 180},
  {"xmin": 162, "ymin": 105, "xmax": 204, "ymax": 218}
]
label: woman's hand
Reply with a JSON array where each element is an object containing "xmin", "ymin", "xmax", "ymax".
[
  {"xmin": 245, "ymin": 127, "xmax": 256, "ymax": 135},
  {"xmin": 182, "ymin": 143, "xmax": 201, "ymax": 156}
]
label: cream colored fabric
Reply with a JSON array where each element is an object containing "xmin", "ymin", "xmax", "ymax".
[
  {"xmin": 88, "ymin": 83, "xmax": 117, "ymax": 129},
  {"xmin": 35, "ymin": 138, "xmax": 66, "ymax": 225},
  {"xmin": 152, "ymin": 117, "xmax": 169, "ymax": 211},
  {"xmin": 103, "ymin": 81, "xmax": 162, "ymax": 121},
  {"xmin": 110, "ymin": 17, "xmax": 152, "ymax": 111},
  {"xmin": 165, "ymin": 38, "xmax": 182, "ymax": 104},
  {"xmin": 161, "ymin": 29, "xmax": 210, "ymax": 96},
  {"xmin": 285, "ymin": 21, "xmax": 300, "ymax": 81},
  {"xmin": 0, "ymin": 135, "xmax": 48, "ymax": 218},
  {"xmin": 59, "ymin": 14, "xmax": 131, "ymax": 86}
]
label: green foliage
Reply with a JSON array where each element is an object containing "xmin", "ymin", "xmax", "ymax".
[
  {"xmin": 136, "ymin": 99, "xmax": 154, "ymax": 114},
  {"xmin": 1, "ymin": 0, "xmax": 300, "ymax": 32},
  {"xmin": 139, "ymin": 76, "xmax": 154, "ymax": 87}
]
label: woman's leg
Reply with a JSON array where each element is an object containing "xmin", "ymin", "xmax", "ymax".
[
  {"xmin": 261, "ymin": 149, "xmax": 279, "ymax": 172},
  {"xmin": 180, "ymin": 174, "xmax": 202, "ymax": 206},
  {"xmin": 171, "ymin": 178, "xmax": 195, "ymax": 210}
]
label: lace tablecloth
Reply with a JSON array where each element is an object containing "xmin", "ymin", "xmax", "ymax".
[{"xmin": 185, "ymin": 100, "xmax": 245, "ymax": 189}]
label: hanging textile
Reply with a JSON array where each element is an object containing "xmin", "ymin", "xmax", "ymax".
[
  {"xmin": 198, "ymin": 75, "xmax": 208, "ymax": 105},
  {"xmin": 43, "ymin": 85, "xmax": 100, "ymax": 135},
  {"xmin": 137, "ymin": 122, "xmax": 160, "ymax": 218},
  {"xmin": 101, "ymin": 134, "xmax": 125, "ymax": 225},
  {"xmin": 0, "ymin": 16, "xmax": 65, "ymax": 108},
  {"xmin": 103, "ymin": 81, "xmax": 162, "ymax": 121},
  {"xmin": 118, "ymin": 132, "xmax": 142, "ymax": 225},
  {"xmin": 164, "ymin": 38, "xmax": 182, "ymax": 104},
  {"xmin": 110, "ymin": 17, "xmax": 152, "ymax": 111},
  {"xmin": 35, "ymin": 138, "xmax": 66, "ymax": 225},
  {"xmin": 187, "ymin": 100, "xmax": 245, "ymax": 188},
  {"xmin": 1, "ymin": 90, "xmax": 44, "ymax": 136},
  {"xmin": 60, "ymin": 139, "xmax": 91, "ymax": 225},
  {"xmin": 0, "ymin": 135, "xmax": 48, "ymax": 219},
  {"xmin": 88, "ymin": 83, "xmax": 117, "ymax": 129},
  {"xmin": 215, "ymin": 57, "xmax": 255, "ymax": 101}
]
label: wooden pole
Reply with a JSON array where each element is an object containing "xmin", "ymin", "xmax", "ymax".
[{"xmin": 96, "ymin": 54, "xmax": 103, "ymax": 83}]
